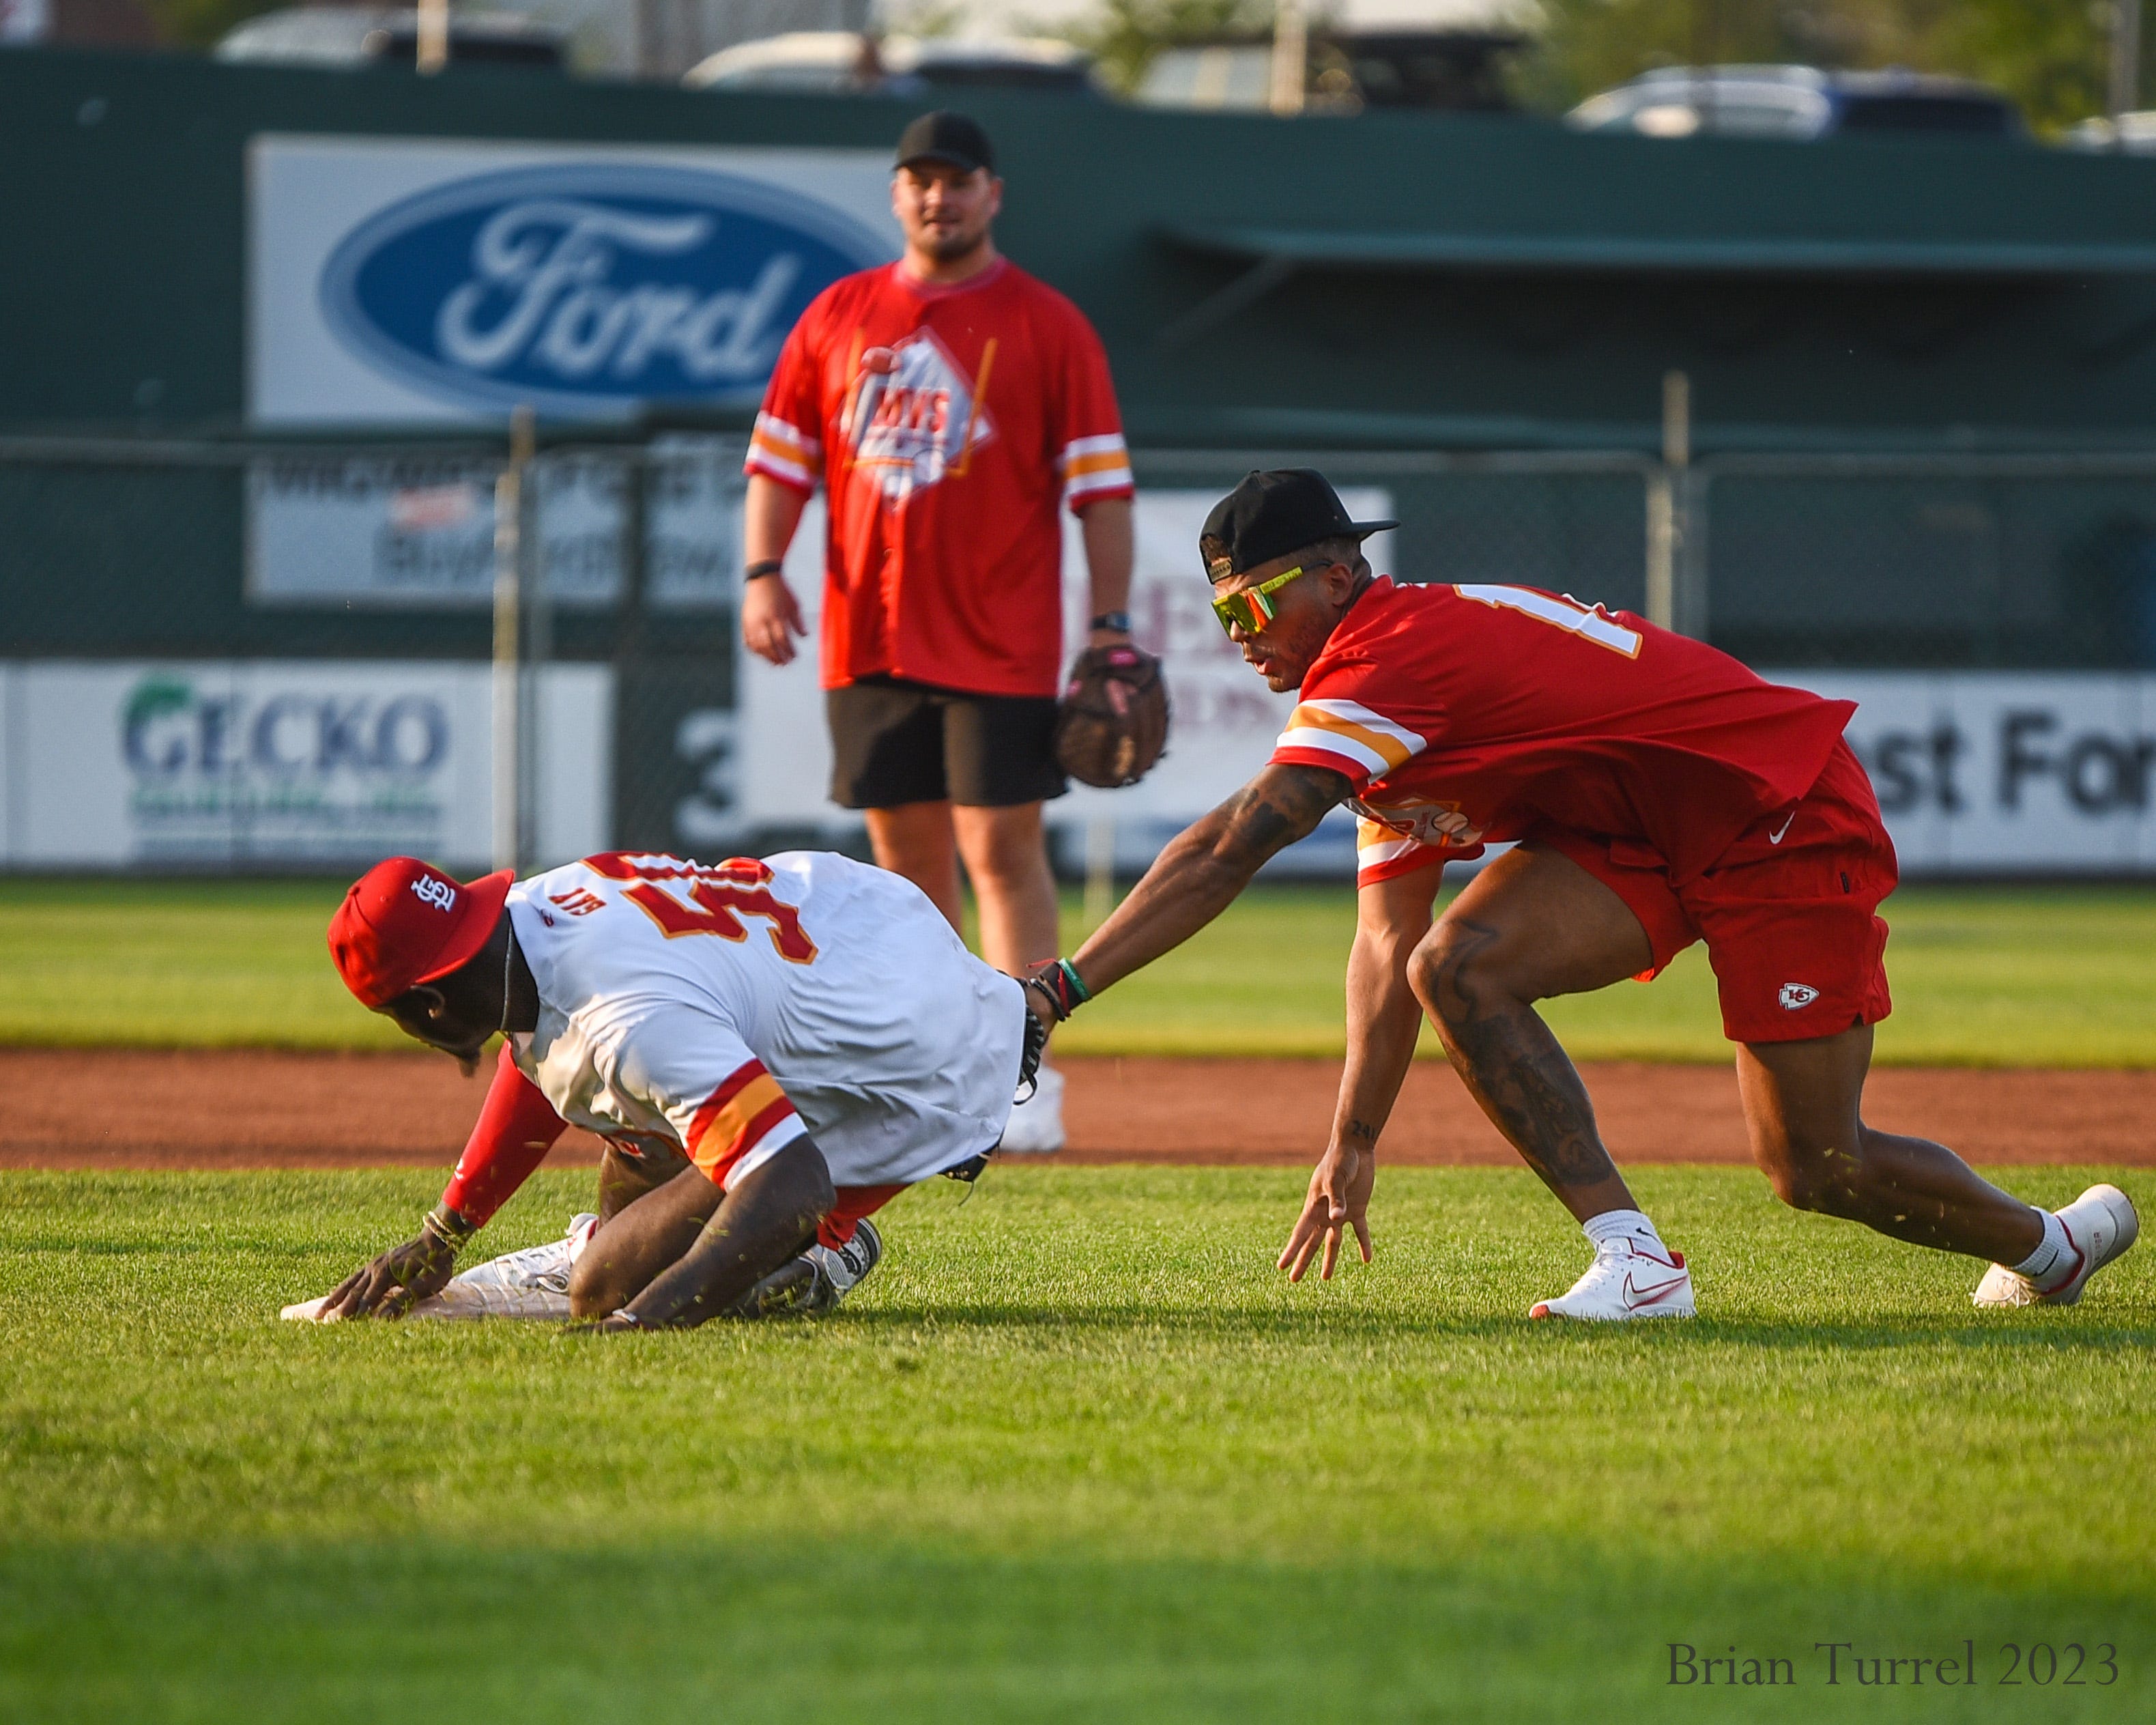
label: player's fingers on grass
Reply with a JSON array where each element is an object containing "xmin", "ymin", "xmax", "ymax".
[
  {"xmin": 1320, "ymin": 1225, "xmax": 1340, "ymax": 1281},
  {"xmin": 320, "ymin": 1269, "xmax": 366, "ymax": 1319},
  {"xmin": 1352, "ymin": 1216, "xmax": 1372, "ymax": 1263},
  {"xmin": 1279, "ymin": 1203, "xmax": 1325, "ymax": 1277}
]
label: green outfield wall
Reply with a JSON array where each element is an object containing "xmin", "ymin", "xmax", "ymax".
[{"xmin": 11, "ymin": 46, "xmax": 2156, "ymax": 453}]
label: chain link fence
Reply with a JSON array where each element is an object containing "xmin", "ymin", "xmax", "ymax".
[{"xmin": 5, "ymin": 433, "xmax": 2156, "ymax": 872}]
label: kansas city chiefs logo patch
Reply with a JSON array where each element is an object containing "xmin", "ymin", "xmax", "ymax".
[{"xmin": 1779, "ymin": 982, "xmax": 1820, "ymax": 1010}]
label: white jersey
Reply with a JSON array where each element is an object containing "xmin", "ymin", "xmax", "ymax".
[{"xmin": 504, "ymin": 851, "xmax": 1024, "ymax": 1191}]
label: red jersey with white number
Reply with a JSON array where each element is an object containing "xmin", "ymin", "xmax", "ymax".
[
  {"xmin": 1268, "ymin": 580, "xmax": 1858, "ymax": 888},
  {"xmin": 746, "ymin": 259, "xmax": 1132, "ymax": 697}
]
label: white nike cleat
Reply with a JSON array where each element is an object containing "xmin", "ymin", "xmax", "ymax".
[
  {"xmin": 998, "ymin": 1064, "xmax": 1066, "ymax": 1155},
  {"xmin": 1529, "ymin": 1237, "xmax": 1695, "ymax": 1321},
  {"xmin": 407, "ymin": 1281, "xmax": 569, "ymax": 1321},
  {"xmin": 804, "ymin": 1216, "xmax": 883, "ymax": 1307},
  {"xmin": 450, "ymin": 1213, "xmax": 599, "ymax": 1297},
  {"xmin": 736, "ymin": 1218, "xmax": 884, "ymax": 1317},
  {"xmin": 1972, "ymin": 1185, "xmax": 2140, "ymax": 1309},
  {"xmin": 279, "ymin": 1215, "xmax": 599, "ymax": 1322}
]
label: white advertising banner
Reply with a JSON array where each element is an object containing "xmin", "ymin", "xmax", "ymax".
[
  {"xmin": 736, "ymin": 489, "xmax": 1396, "ymax": 871},
  {"xmin": 1768, "ymin": 671, "xmax": 2156, "ymax": 874},
  {"xmin": 248, "ymin": 134, "xmax": 900, "ymax": 427},
  {"xmin": 1, "ymin": 661, "xmax": 612, "ymax": 870},
  {"xmin": 245, "ymin": 441, "xmax": 744, "ymax": 610}
]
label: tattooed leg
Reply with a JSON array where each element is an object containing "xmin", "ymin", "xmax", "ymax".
[{"xmin": 1407, "ymin": 846, "xmax": 1658, "ymax": 1223}]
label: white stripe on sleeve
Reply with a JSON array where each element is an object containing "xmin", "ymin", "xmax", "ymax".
[{"xmin": 1274, "ymin": 727, "xmax": 1388, "ymax": 779}]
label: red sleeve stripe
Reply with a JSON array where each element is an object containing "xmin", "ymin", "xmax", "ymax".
[
  {"xmin": 687, "ymin": 1062, "xmax": 803, "ymax": 1186},
  {"xmin": 1270, "ymin": 743, "xmax": 1376, "ymax": 789}
]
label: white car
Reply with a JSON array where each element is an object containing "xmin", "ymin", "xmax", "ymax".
[{"xmin": 1566, "ymin": 65, "xmax": 2022, "ymax": 143}]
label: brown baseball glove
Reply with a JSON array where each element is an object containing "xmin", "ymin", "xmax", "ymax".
[{"xmin": 1053, "ymin": 643, "xmax": 1170, "ymax": 789}]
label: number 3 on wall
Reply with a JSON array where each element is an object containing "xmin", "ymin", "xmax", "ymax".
[{"xmin": 1455, "ymin": 585, "xmax": 1643, "ymax": 658}]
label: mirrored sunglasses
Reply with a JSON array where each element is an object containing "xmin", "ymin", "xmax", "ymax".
[{"xmin": 1209, "ymin": 565, "xmax": 1308, "ymax": 637}]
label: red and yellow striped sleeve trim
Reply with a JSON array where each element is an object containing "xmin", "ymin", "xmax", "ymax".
[
  {"xmin": 1353, "ymin": 816, "xmax": 1474, "ymax": 887},
  {"xmin": 1271, "ymin": 699, "xmax": 1426, "ymax": 786},
  {"xmin": 1059, "ymin": 433, "xmax": 1134, "ymax": 508},
  {"xmin": 687, "ymin": 1059, "xmax": 805, "ymax": 1188},
  {"xmin": 744, "ymin": 413, "xmax": 823, "ymax": 494}
]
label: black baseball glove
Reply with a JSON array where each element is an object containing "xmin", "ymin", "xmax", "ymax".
[{"xmin": 1052, "ymin": 644, "xmax": 1169, "ymax": 789}]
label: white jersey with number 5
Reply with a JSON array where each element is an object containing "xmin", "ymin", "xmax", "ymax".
[{"xmin": 503, "ymin": 851, "xmax": 1025, "ymax": 1191}]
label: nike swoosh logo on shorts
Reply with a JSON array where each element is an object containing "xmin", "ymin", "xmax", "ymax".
[
  {"xmin": 1624, "ymin": 1272, "xmax": 1691, "ymax": 1309},
  {"xmin": 1766, "ymin": 810, "xmax": 1797, "ymax": 844}
]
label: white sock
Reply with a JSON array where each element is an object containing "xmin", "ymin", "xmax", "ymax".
[
  {"xmin": 2011, "ymin": 1208, "xmax": 2077, "ymax": 1290},
  {"xmin": 1582, "ymin": 1208, "xmax": 1665, "ymax": 1254}
]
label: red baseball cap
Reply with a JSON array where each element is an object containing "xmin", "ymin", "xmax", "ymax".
[{"xmin": 328, "ymin": 857, "xmax": 513, "ymax": 1009}]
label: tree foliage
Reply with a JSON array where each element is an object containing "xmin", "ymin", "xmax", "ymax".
[
  {"xmin": 136, "ymin": 0, "xmax": 285, "ymax": 51},
  {"xmin": 1061, "ymin": 0, "xmax": 1271, "ymax": 94}
]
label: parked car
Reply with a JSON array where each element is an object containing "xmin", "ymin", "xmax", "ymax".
[
  {"xmin": 214, "ymin": 5, "xmax": 565, "ymax": 69},
  {"xmin": 684, "ymin": 32, "xmax": 1099, "ymax": 98},
  {"xmin": 1566, "ymin": 66, "xmax": 2023, "ymax": 141},
  {"xmin": 2063, "ymin": 111, "xmax": 2156, "ymax": 152},
  {"xmin": 1136, "ymin": 27, "xmax": 1525, "ymax": 114}
]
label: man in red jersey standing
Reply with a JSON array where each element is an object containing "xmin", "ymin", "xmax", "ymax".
[
  {"xmin": 1018, "ymin": 470, "xmax": 2138, "ymax": 1320},
  {"xmin": 738, "ymin": 111, "xmax": 1136, "ymax": 1154}
]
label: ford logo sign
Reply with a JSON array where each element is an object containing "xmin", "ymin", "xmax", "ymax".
[{"xmin": 319, "ymin": 163, "xmax": 894, "ymax": 416}]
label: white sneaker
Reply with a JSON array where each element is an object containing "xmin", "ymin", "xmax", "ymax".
[
  {"xmin": 737, "ymin": 1218, "xmax": 884, "ymax": 1317},
  {"xmin": 279, "ymin": 1214, "xmax": 598, "ymax": 1323},
  {"xmin": 1972, "ymin": 1185, "xmax": 2140, "ymax": 1309},
  {"xmin": 450, "ymin": 1214, "xmax": 599, "ymax": 1296},
  {"xmin": 804, "ymin": 1216, "xmax": 883, "ymax": 1306},
  {"xmin": 1530, "ymin": 1236, "xmax": 1695, "ymax": 1321},
  {"xmin": 998, "ymin": 1064, "xmax": 1065, "ymax": 1155}
]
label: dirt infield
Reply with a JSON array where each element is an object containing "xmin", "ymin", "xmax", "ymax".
[{"xmin": 1, "ymin": 1048, "xmax": 2148, "ymax": 1171}]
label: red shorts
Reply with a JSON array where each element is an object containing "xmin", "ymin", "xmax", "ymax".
[{"xmin": 1534, "ymin": 739, "xmax": 1897, "ymax": 1045}]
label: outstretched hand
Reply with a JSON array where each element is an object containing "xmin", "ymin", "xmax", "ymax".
[
  {"xmin": 320, "ymin": 1230, "xmax": 459, "ymax": 1320},
  {"xmin": 1277, "ymin": 1143, "xmax": 1375, "ymax": 1282}
]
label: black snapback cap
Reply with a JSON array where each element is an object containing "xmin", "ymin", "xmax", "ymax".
[
  {"xmin": 1200, "ymin": 469, "xmax": 1397, "ymax": 580},
  {"xmin": 895, "ymin": 111, "xmax": 995, "ymax": 175}
]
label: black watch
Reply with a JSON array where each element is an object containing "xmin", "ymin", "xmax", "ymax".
[
  {"xmin": 1089, "ymin": 610, "xmax": 1131, "ymax": 633},
  {"xmin": 745, "ymin": 560, "xmax": 785, "ymax": 582}
]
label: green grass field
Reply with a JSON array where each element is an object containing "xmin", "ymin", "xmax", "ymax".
[
  {"xmin": 3, "ymin": 1164, "xmax": 2151, "ymax": 1723},
  {"xmin": 3, "ymin": 877, "xmax": 2155, "ymax": 1064}
]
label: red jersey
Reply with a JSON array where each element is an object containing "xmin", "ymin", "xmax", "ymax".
[
  {"xmin": 1268, "ymin": 580, "xmax": 1858, "ymax": 888},
  {"xmin": 746, "ymin": 258, "xmax": 1133, "ymax": 698}
]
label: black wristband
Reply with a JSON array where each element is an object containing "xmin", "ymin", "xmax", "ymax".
[
  {"xmin": 745, "ymin": 560, "xmax": 785, "ymax": 581},
  {"xmin": 1089, "ymin": 610, "xmax": 1131, "ymax": 633}
]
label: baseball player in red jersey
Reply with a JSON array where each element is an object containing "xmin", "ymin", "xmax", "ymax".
[
  {"xmin": 1020, "ymin": 470, "xmax": 2138, "ymax": 1320},
  {"xmin": 738, "ymin": 111, "xmax": 1136, "ymax": 1154}
]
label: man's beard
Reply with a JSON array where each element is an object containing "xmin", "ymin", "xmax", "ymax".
[{"xmin": 919, "ymin": 223, "xmax": 988, "ymax": 263}]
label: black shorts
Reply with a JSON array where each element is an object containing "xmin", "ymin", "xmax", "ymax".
[{"xmin": 827, "ymin": 676, "xmax": 1066, "ymax": 810}]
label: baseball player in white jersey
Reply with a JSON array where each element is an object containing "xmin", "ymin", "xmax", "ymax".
[{"xmin": 311, "ymin": 849, "xmax": 1039, "ymax": 1328}]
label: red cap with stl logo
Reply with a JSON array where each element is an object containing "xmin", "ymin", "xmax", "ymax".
[{"xmin": 328, "ymin": 857, "xmax": 513, "ymax": 1009}]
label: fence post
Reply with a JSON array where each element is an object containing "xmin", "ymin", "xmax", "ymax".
[
  {"xmin": 1646, "ymin": 371, "xmax": 1694, "ymax": 635},
  {"xmin": 492, "ymin": 405, "xmax": 535, "ymax": 874},
  {"xmin": 1083, "ymin": 816, "xmax": 1117, "ymax": 932}
]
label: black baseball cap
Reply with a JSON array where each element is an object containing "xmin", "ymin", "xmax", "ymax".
[
  {"xmin": 895, "ymin": 111, "xmax": 995, "ymax": 175},
  {"xmin": 1200, "ymin": 469, "xmax": 1397, "ymax": 581}
]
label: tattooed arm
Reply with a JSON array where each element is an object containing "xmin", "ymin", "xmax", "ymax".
[
  {"xmin": 1064, "ymin": 762, "xmax": 1351, "ymax": 996},
  {"xmin": 1280, "ymin": 860, "xmax": 1448, "ymax": 1281}
]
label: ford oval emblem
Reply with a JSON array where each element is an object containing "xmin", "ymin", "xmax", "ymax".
[{"xmin": 319, "ymin": 162, "xmax": 894, "ymax": 415}]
